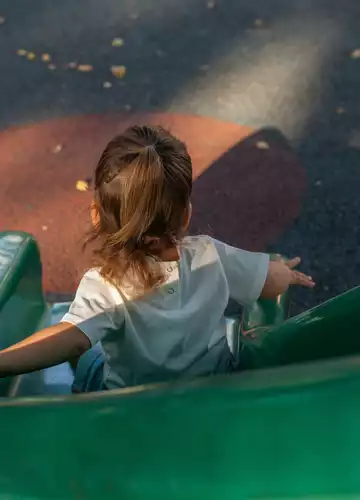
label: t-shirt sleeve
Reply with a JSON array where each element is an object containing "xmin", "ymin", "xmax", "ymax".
[
  {"xmin": 212, "ymin": 238, "xmax": 269, "ymax": 306},
  {"xmin": 61, "ymin": 270, "xmax": 124, "ymax": 346}
]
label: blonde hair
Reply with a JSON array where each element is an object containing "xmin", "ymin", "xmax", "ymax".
[{"xmin": 87, "ymin": 125, "xmax": 192, "ymax": 297}]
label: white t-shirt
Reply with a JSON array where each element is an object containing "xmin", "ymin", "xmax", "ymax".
[{"xmin": 61, "ymin": 236, "xmax": 269, "ymax": 389}]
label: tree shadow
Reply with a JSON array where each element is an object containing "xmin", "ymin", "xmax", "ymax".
[{"xmin": 190, "ymin": 127, "xmax": 306, "ymax": 251}]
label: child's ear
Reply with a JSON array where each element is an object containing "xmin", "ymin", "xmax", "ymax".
[{"xmin": 90, "ymin": 200, "xmax": 100, "ymax": 227}]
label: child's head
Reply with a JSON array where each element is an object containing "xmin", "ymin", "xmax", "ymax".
[{"xmin": 89, "ymin": 124, "xmax": 192, "ymax": 296}]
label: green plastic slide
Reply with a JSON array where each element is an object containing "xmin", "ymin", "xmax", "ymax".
[{"xmin": 1, "ymin": 230, "xmax": 360, "ymax": 499}]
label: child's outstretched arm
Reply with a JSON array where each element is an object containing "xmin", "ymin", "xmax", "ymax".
[
  {"xmin": 261, "ymin": 256, "xmax": 315, "ymax": 298},
  {"xmin": 0, "ymin": 323, "xmax": 91, "ymax": 378}
]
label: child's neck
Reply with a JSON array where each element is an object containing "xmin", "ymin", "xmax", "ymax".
[{"xmin": 159, "ymin": 245, "xmax": 179, "ymax": 262}]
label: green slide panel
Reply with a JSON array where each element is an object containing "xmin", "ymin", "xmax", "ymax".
[
  {"xmin": 1, "ymin": 231, "xmax": 360, "ymax": 499},
  {"xmin": 0, "ymin": 231, "xmax": 47, "ymax": 395},
  {"xmin": 2, "ymin": 357, "xmax": 360, "ymax": 499}
]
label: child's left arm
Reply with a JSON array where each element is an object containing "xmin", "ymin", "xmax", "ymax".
[{"xmin": 0, "ymin": 323, "xmax": 90, "ymax": 377}]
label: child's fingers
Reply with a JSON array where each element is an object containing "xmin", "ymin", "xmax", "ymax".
[
  {"xmin": 273, "ymin": 253, "xmax": 284, "ymax": 262},
  {"xmin": 286, "ymin": 257, "xmax": 301, "ymax": 269},
  {"xmin": 291, "ymin": 270, "xmax": 315, "ymax": 287}
]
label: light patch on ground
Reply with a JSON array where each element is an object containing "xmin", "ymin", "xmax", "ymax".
[{"xmin": 171, "ymin": 17, "xmax": 341, "ymax": 141}]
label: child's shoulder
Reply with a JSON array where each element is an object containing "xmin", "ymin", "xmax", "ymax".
[
  {"xmin": 182, "ymin": 235, "xmax": 220, "ymax": 260},
  {"xmin": 182, "ymin": 234, "xmax": 213, "ymax": 249},
  {"xmin": 81, "ymin": 268, "xmax": 108, "ymax": 286},
  {"xmin": 183, "ymin": 235, "xmax": 228, "ymax": 251},
  {"xmin": 78, "ymin": 268, "xmax": 124, "ymax": 303}
]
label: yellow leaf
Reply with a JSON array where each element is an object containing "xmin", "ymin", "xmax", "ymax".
[
  {"xmin": 254, "ymin": 18, "xmax": 263, "ymax": 27},
  {"xmin": 27, "ymin": 52, "xmax": 36, "ymax": 60},
  {"xmin": 112, "ymin": 38, "xmax": 124, "ymax": 47},
  {"xmin": 78, "ymin": 64, "xmax": 93, "ymax": 72},
  {"xmin": 111, "ymin": 65, "xmax": 126, "ymax": 78},
  {"xmin": 41, "ymin": 53, "xmax": 51, "ymax": 62},
  {"xmin": 256, "ymin": 141, "xmax": 270, "ymax": 150},
  {"xmin": 336, "ymin": 107, "xmax": 346, "ymax": 115},
  {"xmin": 76, "ymin": 180, "xmax": 89, "ymax": 192},
  {"xmin": 16, "ymin": 49, "xmax": 27, "ymax": 56},
  {"xmin": 351, "ymin": 48, "xmax": 360, "ymax": 59}
]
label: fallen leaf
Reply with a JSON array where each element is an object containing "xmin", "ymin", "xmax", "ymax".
[
  {"xmin": 16, "ymin": 49, "xmax": 27, "ymax": 56},
  {"xmin": 351, "ymin": 48, "xmax": 360, "ymax": 59},
  {"xmin": 103, "ymin": 81, "xmax": 112, "ymax": 88},
  {"xmin": 254, "ymin": 18, "xmax": 264, "ymax": 27},
  {"xmin": 129, "ymin": 13, "xmax": 139, "ymax": 20},
  {"xmin": 199, "ymin": 64, "xmax": 210, "ymax": 71},
  {"xmin": 48, "ymin": 64, "xmax": 56, "ymax": 70},
  {"xmin": 112, "ymin": 37, "xmax": 124, "ymax": 47},
  {"xmin": 123, "ymin": 104, "xmax": 132, "ymax": 111},
  {"xmin": 256, "ymin": 141, "xmax": 270, "ymax": 150},
  {"xmin": 67, "ymin": 61, "xmax": 77, "ymax": 69},
  {"xmin": 41, "ymin": 53, "xmax": 51, "ymax": 62},
  {"xmin": 111, "ymin": 65, "xmax": 126, "ymax": 78},
  {"xmin": 0, "ymin": 16, "xmax": 5, "ymax": 25},
  {"xmin": 76, "ymin": 180, "xmax": 89, "ymax": 192},
  {"xmin": 78, "ymin": 64, "xmax": 93, "ymax": 72},
  {"xmin": 336, "ymin": 106, "xmax": 346, "ymax": 115},
  {"xmin": 41, "ymin": 225, "xmax": 48, "ymax": 232},
  {"xmin": 206, "ymin": 0, "xmax": 215, "ymax": 8},
  {"xmin": 27, "ymin": 52, "xmax": 36, "ymax": 60},
  {"xmin": 53, "ymin": 144, "xmax": 63, "ymax": 153}
]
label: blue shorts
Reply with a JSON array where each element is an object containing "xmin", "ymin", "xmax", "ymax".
[
  {"xmin": 72, "ymin": 343, "xmax": 106, "ymax": 393},
  {"xmin": 72, "ymin": 341, "xmax": 236, "ymax": 393}
]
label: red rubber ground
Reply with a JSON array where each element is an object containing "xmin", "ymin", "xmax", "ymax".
[{"xmin": 0, "ymin": 113, "xmax": 305, "ymax": 294}]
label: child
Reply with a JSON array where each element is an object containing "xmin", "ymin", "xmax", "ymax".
[{"xmin": 0, "ymin": 125, "xmax": 314, "ymax": 391}]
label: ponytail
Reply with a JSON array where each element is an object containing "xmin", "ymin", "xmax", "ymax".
[{"xmin": 87, "ymin": 125, "xmax": 192, "ymax": 297}]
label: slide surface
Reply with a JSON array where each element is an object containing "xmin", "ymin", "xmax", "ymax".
[{"xmin": 1, "ymin": 231, "xmax": 360, "ymax": 499}]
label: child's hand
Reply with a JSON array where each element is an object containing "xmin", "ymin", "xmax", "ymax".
[
  {"xmin": 262, "ymin": 255, "xmax": 315, "ymax": 298},
  {"xmin": 283, "ymin": 256, "xmax": 315, "ymax": 288}
]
